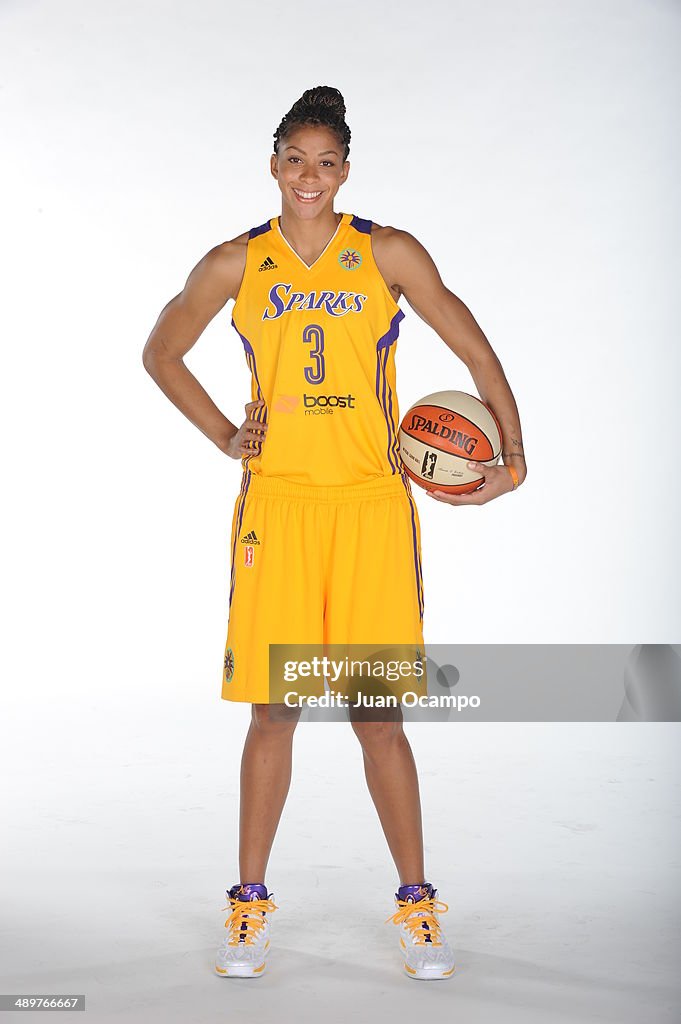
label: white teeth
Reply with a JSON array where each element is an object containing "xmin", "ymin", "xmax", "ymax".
[{"xmin": 294, "ymin": 189, "xmax": 322, "ymax": 199}]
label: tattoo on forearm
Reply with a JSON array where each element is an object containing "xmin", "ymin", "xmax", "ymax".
[{"xmin": 502, "ymin": 437, "xmax": 525, "ymax": 461}]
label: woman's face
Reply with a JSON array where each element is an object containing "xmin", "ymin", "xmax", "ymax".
[{"xmin": 270, "ymin": 124, "xmax": 349, "ymax": 218}]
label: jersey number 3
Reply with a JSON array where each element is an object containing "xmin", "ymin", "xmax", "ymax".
[{"xmin": 303, "ymin": 324, "xmax": 326, "ymax": 384}]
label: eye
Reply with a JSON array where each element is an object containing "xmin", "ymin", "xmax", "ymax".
[{"xmin": 287, "ymin": 157, "xmax": 335, "ymax": 166}]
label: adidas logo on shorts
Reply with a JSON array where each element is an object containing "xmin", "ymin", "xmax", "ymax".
[
  {"xmin": 258, "ymin": 256, "xmax": 277, "ymax": 272},
  {"xmin": 240, "ymin": 530, "xmax": 261, "ymax": 544}
]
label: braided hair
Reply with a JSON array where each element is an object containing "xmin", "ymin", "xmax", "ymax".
[{"xmin": 273, "ymin": 85, "xmax": 351, "ymax": 162}]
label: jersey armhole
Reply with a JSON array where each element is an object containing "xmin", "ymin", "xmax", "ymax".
[{"xmin": 367, "ymin": 223, "xmax": 404, "ymax": 319}]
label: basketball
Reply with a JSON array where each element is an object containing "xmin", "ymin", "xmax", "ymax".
[{"xmin": 399, "ymin": 390, "xmax": 503, "ymax": 494}]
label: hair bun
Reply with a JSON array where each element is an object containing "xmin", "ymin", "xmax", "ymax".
[
  {"xmin": 297, "ymin": 85, "xmax": 346, "ymax": 120},
  {"xmin": 273, "ymin": 85, "xmax": 351, "ymax": 161}
]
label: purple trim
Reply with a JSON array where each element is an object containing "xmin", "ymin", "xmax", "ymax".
[
  {"xmin": 249, "ymin": 219, "xmax": 272, "ymax": 239},
  {"xmin": 231, "ymin": 318, "xmax": 268, "ymax": 469},
  {"xmin": 375, "ymin": 350, "xmax": 397, "ymax": 473},
  {"xmin": 375, "ymin": 309, "xmax": 406, "ymax": 473},
  {"xmin": 400, "ymin": 475, "xmax": 424, "ymax": 621},
  {"xmin": 232, "ymin": 316, "xmax": 255, "ymax": 357},
  {"xmin": 385, "ymin": 354, "xmax": 401, "ymax": 470},
  {"xmin": 376, "ymin": 308, "xmax": 405, "ymax": 349},
  {"xmin": 229, "ymin": 469, "xmax": 252, "ymax": 609},
  {"xmin": 380, "ymin": 345, "xmax": 399, "ymax": 472},
  {"xmin": 350, "ymin": 215, "xmax": 372, "ymax": 235}
]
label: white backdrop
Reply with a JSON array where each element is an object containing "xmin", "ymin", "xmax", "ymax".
[{"xmin": 1, "ymin": 2, "xmax": 679, "ymax": 1022}]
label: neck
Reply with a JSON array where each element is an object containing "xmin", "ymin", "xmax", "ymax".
[{"xmin": 278, "ymin": 205, "xmax": 342, "ymax": 250}]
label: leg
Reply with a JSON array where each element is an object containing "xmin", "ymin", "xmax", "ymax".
[
  {"xmin": 351, "ymin": 709, "xmax": 425, "ymax": 885},
  {"xmin": 238, "ymin": 702, "xmax": 301, "ymax": 883}
]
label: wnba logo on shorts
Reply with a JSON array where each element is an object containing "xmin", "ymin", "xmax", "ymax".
[
  {"xmin": 244, "ymin": 545, "xmax": 255, "ymax": 567},
  {"xmin": 224, "ymin": 647, "xmax": 235, "ymax": 682}
]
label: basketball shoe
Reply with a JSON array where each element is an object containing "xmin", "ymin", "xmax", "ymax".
[
  {"xmin": 385, "ymin": 882, "xmax": 456, "ymax": 980},
  {"xmin": 215, "ymin": 882, "xmax": 278, "ymax": 978}
]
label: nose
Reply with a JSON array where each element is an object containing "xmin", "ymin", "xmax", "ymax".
[{"xmin": 298, "ymin": 169, "xmax": 320, "ymax": 186}]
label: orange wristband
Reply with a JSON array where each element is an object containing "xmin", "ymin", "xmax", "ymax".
[{"xmin": 506, "ymin": 465, "xmax": 519, "ymax": 490}]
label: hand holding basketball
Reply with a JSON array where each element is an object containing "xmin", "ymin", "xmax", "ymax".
[
  {"xmin": 225, "ymin": 399, "xmax": 268, "ymax": 460},
  {"xmin": 425, "ymin": 461, "xmax": 516, "ymax": 504}
]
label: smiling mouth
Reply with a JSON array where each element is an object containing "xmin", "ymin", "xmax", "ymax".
[{"xmin": 292, "ymin": 188, "xmax": 324, "ymax": 203}]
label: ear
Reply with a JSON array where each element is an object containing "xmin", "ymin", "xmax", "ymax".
[
  {"xmin": 270, "ymin": 153, "xmax": 278, "ymax": 179},
  {"xmin": 341, "ymin": 160, "xmax": 350, "ymax": 183}
]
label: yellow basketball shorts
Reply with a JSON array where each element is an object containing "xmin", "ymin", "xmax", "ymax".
[{"xmin": 221, "ymin": 471, "xmax": 425, "ymax": 704}]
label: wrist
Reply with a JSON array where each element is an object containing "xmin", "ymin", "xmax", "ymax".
[
  {"xmin": 504, "ymin": 464, "xmax": 526, "ymax": 489},
  {"xmin": 501, "ymin": 452, "xmax": 526, "ymax": 489},
  {"xmin": 216, "ymin": 421, "xmax": 239, "ymax": 455}
]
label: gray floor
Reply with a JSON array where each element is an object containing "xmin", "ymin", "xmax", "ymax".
[{"xmin": 3, "ymin": 717, "xmax": 680, "ymax": 1023}]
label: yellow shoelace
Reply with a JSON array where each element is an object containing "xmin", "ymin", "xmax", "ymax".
[
  {"xmin": 221, "ymin": 895, "xmax": 279, "ymax": 946},
  {"xmin": 385, "ymin": 896, "xmax": 449, "ymax": 946}
]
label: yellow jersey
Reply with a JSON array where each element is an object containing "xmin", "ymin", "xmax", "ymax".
[{"xmin": 231, "ymin": 211, "xmax": 407, "ymax": 486}]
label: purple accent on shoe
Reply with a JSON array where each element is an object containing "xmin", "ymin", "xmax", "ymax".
[
  {"xmin": 396, "ymin": 882, "xmax": 436, "ymax": 903},
  {"xmin": 228, "ymin": 882, "xmax": 270, "ymax": 902}
]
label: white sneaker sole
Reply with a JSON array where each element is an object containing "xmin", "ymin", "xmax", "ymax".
[
  {"xmin": 215, "ymin": 961, "xmax": 267, "ymax": 978},
  {"xmin": 404, "ymin": 963, "xmax": 456, "ymax": 980}
]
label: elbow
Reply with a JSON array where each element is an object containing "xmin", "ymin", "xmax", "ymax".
[{"xmin": 142, "ymin": 343, "xmax": 160, "ymax": 375}]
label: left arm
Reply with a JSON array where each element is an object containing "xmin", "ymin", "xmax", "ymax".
[{"xmin": 373, "ymin": 226, "xmax": 527, "ymax": 503}]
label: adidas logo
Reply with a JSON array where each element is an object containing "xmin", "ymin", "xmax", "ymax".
[
  {"xmin": 258, "ymin": 256, "xmax": 277, "ymax": 272},
  {"xmin": 240, "ymin": 530, "xmax": 261, "ymax": 544}
]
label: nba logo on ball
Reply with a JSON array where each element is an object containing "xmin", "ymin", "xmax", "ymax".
[{"xmin": 399, "ymin": 390, "xmax": 502, "ymax": 494}]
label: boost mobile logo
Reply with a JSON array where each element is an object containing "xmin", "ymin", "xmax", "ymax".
[{"xmin": 304, "ymin": 393, "xmax": 356, "ymax": 414}]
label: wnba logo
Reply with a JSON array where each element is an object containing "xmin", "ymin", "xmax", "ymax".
[
  {"xmin": 338, "ymin": 247, "xmax": 362, "ymax": 270},
  {"xmin": 224, "ymin": 647, "xmax": 235, "ymax": 682}
]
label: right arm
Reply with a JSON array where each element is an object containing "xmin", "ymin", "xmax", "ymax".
[{"xmin": 142, "ymin": 238, "xmax": 267, "ymax": 458}]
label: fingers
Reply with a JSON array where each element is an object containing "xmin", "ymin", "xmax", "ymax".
[
  {"xmin": 428, "ymin": 491, "xmax": 486, "ymax": 505},
  {"xmin": 244, "ymin": 421, "xmax": 267, "ymax": 435},
  {"xmin": 245, "ymin": 398, "xmax": 266, "ymax": 414},
  {"xmin": 242, "ymin": 399, "xmax": 267, "ymax": 451},
  {"xmin": 242, "ymin": 425, "xmax": 266, "ymax": 449}
]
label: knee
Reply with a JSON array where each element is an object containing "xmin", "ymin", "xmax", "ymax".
[
  {"xmin": 351, "ymin": 718, "xmax": 404, "ymax": 750},
  {"xmin": 251, "ymin": 702, "xmax": 301, "ymax": 735}
]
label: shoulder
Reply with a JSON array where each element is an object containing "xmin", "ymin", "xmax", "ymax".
[
  {"xmin": 215, "ymin": 227, "xmax": 251, "ymax": 268},
  {"xmin": 371, "ymin": 221, "xmax": 426, "ymax": 258},
  {"xmin": 369, "ymin": 222, "xmax": 431, "ymax": 298},
  {"xmin": 190, "ymin": 229, "xmax": 250, "ymax": 302}
]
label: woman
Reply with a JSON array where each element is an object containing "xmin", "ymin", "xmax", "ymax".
[{"xmin": 143, "ymin": 85, "xmax": 527, "ymax": 982}]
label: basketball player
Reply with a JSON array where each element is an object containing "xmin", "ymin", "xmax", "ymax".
[{"xmin": 143, "ymin": 86, "xmax": 527, "ymax": 981}]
